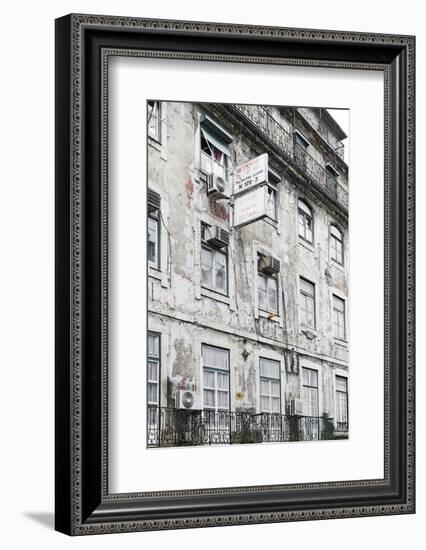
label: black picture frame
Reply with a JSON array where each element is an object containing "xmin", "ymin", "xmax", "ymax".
[{"xmin": 55, "ymin": 14, "xmax": 415, "ymax": 535}]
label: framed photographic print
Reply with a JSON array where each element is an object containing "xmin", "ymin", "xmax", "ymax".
[{"xmin": 55, "ymin": 14, "xmax": 415, "ymax": 535}]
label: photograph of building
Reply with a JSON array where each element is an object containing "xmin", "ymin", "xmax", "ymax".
[{"xmin": 146, "ymin": 100, "xmax": 349, "ymax": 448}]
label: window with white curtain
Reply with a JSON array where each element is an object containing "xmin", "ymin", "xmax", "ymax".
[
  {"xmin": 302, "ymin": 367, "xmax": 319, "ymax": 417},
  {"xmin": 258, "ymin": 271, "xmax": 278, "ymax": 313},
  {"xmin": 147, "ymin": 332, "xmax": 160, "ymax": 407},
  {"xmin": 201, "ymin": 225, "xmax": 228, "ymax": 294},
  {"xmin": 202, "ymin": 345, "xmax": 230, "ymax": 412},
  {"xmin": 265, "ymin": 185, "xmax": 277, "ymax": 220},
  {"xmin": 333, "ymin": 295, "xmax": 346, "ymax": 339},
  {"xmin": 259, "ymin": 358, "xmax": 281, "ymax": 414},
  {"xmin": 330, "ymin": 225, "xmax": 344, "ymax": 265},
  {"xmin": 335, "ymin": 375, "xmax": 348, "ymax": 428},
  {"xmin": 147, "ymin": 100, "xmax": 161, "ymax": 142},
  {"xmin": 200, "ymin": 121, "xmax": 231, "ymax": 181}
]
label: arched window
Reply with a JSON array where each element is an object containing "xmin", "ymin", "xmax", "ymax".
[
  {"xmin": 298, "ymin": 199, "xmax": 313, "ymax": 243},
  {"xmin": 330, "ymin": 225, "xmax": 344, "ymax": 265}
]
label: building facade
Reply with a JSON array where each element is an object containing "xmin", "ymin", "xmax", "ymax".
[{"xmin": 147, "ymin": 100, "xmax": 349, "ymax": 447}]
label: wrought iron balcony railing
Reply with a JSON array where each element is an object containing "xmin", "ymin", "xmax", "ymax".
[
  {"xmin": 147, "ymin": 406, "xmax": 345, "ymax": 447},
  {"xmin": 232, "ymin": 104, "xmax": 348, "ymax": 211},
  {"xmin": 297, "ymin": 108, "xmax": 345, "ymax": 159}
]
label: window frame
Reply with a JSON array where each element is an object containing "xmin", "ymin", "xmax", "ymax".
[
  {"xmin": 147, "ymin": 331, "xmax": 161, "ymax": 408},
  {"xmin": 332, "ymin": 294, "xmax": 346, "ymax": 340},
  {"xmin": 200, "ymin": 225, "xmax": 229, "ymax": 295},
  {"xmin": 259, "ymin": 357, "xmax": 281, "ymax": 415},
  {"xmin": 147, "ymin": 210, "xmax": 160, "ymax": 270},
  {"xmin": 147, "ymin": 100, "xmax": 162, "ymax": 142},
  {"xmin": 202, "ymin": 344, "xmax": 230, "ymax": 413},
  {"xmin": 298, "ymin": 199, "xmax": 314, "ymax": 244},
  {"xmin": 335, "ymin": 375, "xmax": 349, "ymax": 429},
  {"xmin": 302, "ymin": 367, "xmax": 319, "ymax": 418},
  {"xmin": 199, "ymin": 120, "xmax": 232, "ymax": 181},
  {"xmin": 257, "ymin": 270, "xmax": 279, "ymax": 315},
  {"xmin": 299, "ymin": 277, "xmax": 316, "ymax": 329},
  {"xmin": 330, "ymin": 224, "xmax": 344, "ymax": 266}
]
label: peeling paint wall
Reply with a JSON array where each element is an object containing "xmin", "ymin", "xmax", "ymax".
[{"xmin": 148, "ymin": 101, "xmax": 349, "ymax": 422}]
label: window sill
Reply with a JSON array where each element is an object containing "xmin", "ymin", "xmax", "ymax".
[
  {"xmin": 330, "ymin": 259, "xmax": 345, "ymax": 273},
  {"xmin": 334, "ymin": 338, "xmax": 348, "ymax": 348},
  {"xmin": 148, "ymin": 265, "xmax": 168, "ymax": 288},
  {"xmin": 298, "ymin": 239, "xmax": 316, "ymax": 254},
  {"xmin": 258, "ymin": 308, "xmax": 281, "ymax": 322},
  {"xmin": 201, "ymin": 287, "xmax": 230, "ymax": 304},
  {"xmin": 262, "ymin": 216, "xmax": 279, "ymax": 230}
]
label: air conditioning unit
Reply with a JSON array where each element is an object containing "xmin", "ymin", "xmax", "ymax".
[
  {"xmin": 289, "ymin": 398, "xmax": 304, "ymax": 416},
  {"xmin": 206, "ymin": 173, "xmax": 230, "ymax": 199},
  {"xmin": 259, "ymin": 255, "xmax": 280, "ymax": 274},
  {"xmin": 175, "ymin": 390, "xmax": 202, "ymax": 411},
  {"xmin": 147, "ymin": 188, "xmax": 161, "ymax": 213},
  {"xmin": 206, "ymin": 225, "xmax": 230, "ymax": 248}
]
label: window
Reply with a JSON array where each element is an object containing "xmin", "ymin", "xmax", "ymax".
[
  {"xmin": 148, "ymin": 212, "xmax": 160, "ymax": 268},
  {"xmin": 147, "ymin": 332, "xmax": 160, "ymax": 406},
  {"xmin": 333, "ymin": 295, "xmax": 346, "ymax": 340},
  {"xmin": 200, "ymin": 118, "xmax": 232, "ymax": 181},
  {"xmin": 147, "ymin": 100, "xmax": 161, "ymax": 141},
  {"xmin": 265, "ymin": 185, "xmax": 277, "ymax": 220},
  {"xmin": 258, "ymin": 272, "xmax": 278, "ymax": 313},
  {"xmin": 325, "ymin": 165, "xmax": 338, "ymax": 199},
  {"xmin": 302, "ymin": 368, "xmax": 319, "ymax": 417},
  {"xmin": 335, "ymin": 376, "xmax": 348, "ymax": 430},
  {"xmin": 294, "ymin": 132, "xmax": 309, "ymax": 169},
  {"xmin": 299, "ymin": 278, "xmax": 315, "ymax": 329},
  {"xmin": 201, "ymin": 225, "xmax": 228, "ymax": 294},
  {"xmin": 298, "ymin": 200, "xmax": 313, "ymax": 243},
  {"xmin": 330, "ymin": 225, "xmax": 344, "ymax": 265},
  {"xmin": 259, "ymin": 358, "xmax": 281, "ymax": 414},
  {"xmin": 202, "ymin": 345, "xmax": 230, "ymax": 412}
]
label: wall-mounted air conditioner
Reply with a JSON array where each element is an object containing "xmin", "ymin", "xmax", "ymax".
[
  {"xmin": 289, "ymin": 398, "xmax": 304, "ymax": 416},
  {"xmin": 175, "ymin": 390, "xmax": 202, "ymax": 411},
  {"xmin": 259, "ymin": 255, "xmax": 280, "ymax": 274},
  {"xmin": 206, "ymin": 225, "xmax": 230, "ymax": 248},
  {"xmin": 206, "ymin": 173, "xmax": 230, "ymax": 199}
]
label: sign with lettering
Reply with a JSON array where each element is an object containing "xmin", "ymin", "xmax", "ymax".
[
  {"xmin": 233, "ymin": 186, "xmax": 267, "ymax": 228},
  {"xmin": 234, "ymin": 153, "xmax": 268, "ymax": 196}
]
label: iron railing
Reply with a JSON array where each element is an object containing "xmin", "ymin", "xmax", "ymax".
[
  {"xmin": 232, "ymin": 104, "xmax": 348, "ymax": 210},
  {"xmin": 147, "ymin": 406, "xmax": 342, "ymax": 447}
]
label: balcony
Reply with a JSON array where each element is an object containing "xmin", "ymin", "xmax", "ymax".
[
  {"xmin": 147, "ymin": 406, "xmax": 346, "ymax": 447},
  {"xmin": 231, "ymin": 104, "xmax": 348, "ymax": 211},
  {"xmin": 297, "ymin": 108, "xmax": 345, "ymax": 159}
]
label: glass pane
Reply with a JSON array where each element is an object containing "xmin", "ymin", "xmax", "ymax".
[
  {"xmin": 271, "ymin": 397, "xmax": 280, "ymax": 413},
  {"xmin": 258, "ymin": 274, "xmax": 267, "ymax": 308},
  {"xmin": 336, "ymin": 376, "xmax": 347, "ymax": 392},
  {"xmin": 203, "ymin": 389, "xmax": 215, "ymax": 408},
  {"xmin": 147, "ymin": 217, "xmax": 158, "ymax": 264},
  {"xmin": 271, "ymin": 380, "xmax": 280, "ymax": 396},
  {"xmin": 261, "ymin": 396, "xmax": 270, "ymax": 412},
  {"xmin": 148, "ymin": 333, "xmax": 159, "ymax": 357},
  {"xmin": 148, "ymin": 360, "xmax": 158, "ymax": 381},
  {"xmin": 148, "ymin": 382, "xmax": 158, "ymax": 404},
  {"xmin": 214, "ymin": 251, "xmax": 227, "ymax": 292},
  {"xmin": 201, "ymin": 247, "xmax": 213, "ymax": 287},
  {"xmin": 202, "ymin": 345, "xmax": 229, "ymax": 370},
  {"xmin": 217, "ymin": 372, "xmax": 229, "ymax": 390},
  {"xmin": 260, "ymin": 358, "xmax": 280, "ymax": 379},
  {"xmin": 300, "ymin": 278, "xmax": 314, "ymax": 296},
  {"xmin": 217, "ymin": 390, "xmax": 229, "ymax": 409},
  {"xmin": 260, "ymin": 379, "xmax": 269, "ymax": 395},
  {"xmin": 203, "ymin": 370, "xmax": 215, "ymax": 388},
  {"xmin": 267, "ymin": 277, "xmax": 278, "ymax": 312},
  {"xmin": 266, "ymin": 187, "xmax": 276, "ymax": 219}
]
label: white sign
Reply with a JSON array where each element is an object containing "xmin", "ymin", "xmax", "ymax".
[
  {"xmin": 233, "ymin": 186, "xmax": 267, "ymax": 228},
  {"xmin": 233, "ymin": 153, "xmax": 268, "ymax": 195}
]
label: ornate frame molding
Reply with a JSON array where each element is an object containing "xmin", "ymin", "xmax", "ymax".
[{"xmin": 55, "ymin": 14, "xmax": 415, "ymax": 535}]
